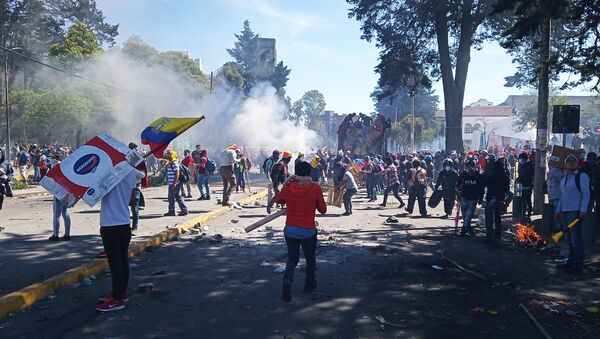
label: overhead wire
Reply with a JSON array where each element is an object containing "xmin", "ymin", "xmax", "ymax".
[{"xmin": 0, "ymin": 45, "xmax": 141, "ymax": 96}]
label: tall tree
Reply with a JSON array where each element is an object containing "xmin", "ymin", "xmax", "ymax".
[
  {"xmin": 49, "ymin": 21, "xmax": 102, "ymax": 67},
  {"xmin": 493, "ymin": 0, "xmax": 571, "ymax": 214},
  {"xmin": 226, "ymin": 20, "xmax": 291, "ymax": 95},
  {"xmin": 348, "ymin": 0, "xmax": 496, "ymax": 151},
  {"xmin": 301, "ymin": 90, "xmax": 327, "ymax": 130}
]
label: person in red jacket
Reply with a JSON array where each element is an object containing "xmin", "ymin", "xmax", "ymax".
[{"xmin": 275, "ymin": 161, "xmax": 327, "ymax": 302}]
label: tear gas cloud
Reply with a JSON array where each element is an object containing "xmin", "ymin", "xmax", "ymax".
[{"xmin": 55, "ymin": 48, "xmax": 319, "ymax": 154}]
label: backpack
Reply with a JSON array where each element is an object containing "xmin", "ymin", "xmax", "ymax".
[
  {"xmin": 178, "ymin": 162, "xmax": 191, "ymax": 183},
  {"xmin": 206, "ymin": 158, "xmax": 217, "ymax": 174},
  {"xmin": 413, "ymin": 168, "xmax": 427, "ymax": 186},
  {"xmin": 18, "ymin": 152, "xmax": 28, "ymax": 166},
  {"xmin": 270, "ymin": 162, "xmax": 286, "ymax": 184},
  {"xmin": 262, "ymin": 157, "xmax": 271, "ymax": 174}
]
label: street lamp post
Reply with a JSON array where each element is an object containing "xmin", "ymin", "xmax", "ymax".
[
  {"xmin": 4, "ymin": 48, "xmax": 9, "ymax": 163},
  {"xmin": 410, "ymin": 91, "xmax": 415, "ymax": 151},
  {"xmin": 3, "ymin": 41, "xmax": 20, "ymax": 163}
]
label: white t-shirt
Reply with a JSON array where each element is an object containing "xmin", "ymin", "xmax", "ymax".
[
  {"xmin": 100, "ymin": 169, "xmax": 144, "ymax": 227},
  {"xmin": 343, "ymin": 171, "xmax": 358, "ymax": 190},
  {"xmin": 220, "ymin": 149, "xmax": 236, "ymax": 167}
]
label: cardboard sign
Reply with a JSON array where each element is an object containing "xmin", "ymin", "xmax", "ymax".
[
  {"xmin": 548, "ymin": 145, "xmax": 581, "ymax": 170},
  {"xmin": 40, "ymin": 134, "xmax": 143, "ymax": 207}
]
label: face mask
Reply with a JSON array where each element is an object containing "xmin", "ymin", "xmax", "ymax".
[{"xmin": 445, "ymin": 166, "xmax": 451, "ymax": 171}]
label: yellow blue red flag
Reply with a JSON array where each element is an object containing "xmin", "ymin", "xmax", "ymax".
[{"xmin": 141, "ymin": 116, "xmax": 204, "ymax": 157}]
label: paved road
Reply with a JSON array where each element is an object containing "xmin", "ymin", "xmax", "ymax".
[
  {"xmin": 1, "ymin": 188, "xmax": 599, "ymax": 338},
  {"xmin": 0, "ymin": 179, "xmax": 268, "ymax": 296}
]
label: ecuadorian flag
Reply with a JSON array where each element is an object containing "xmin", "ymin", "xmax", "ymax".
[{"xmin": 141, "ymin": 116, "xmax": 204, "ymax": 157}]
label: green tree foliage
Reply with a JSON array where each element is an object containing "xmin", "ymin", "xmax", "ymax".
[
  {"xmin": 290, "ymin": 90, "xmax": 327, "ymax": 129},
  {"xmin": 10, "ymin": 88, "xmax": 92, "ymax": 143},
  {"xmin": 373, "ymin": 87, "xmax": 439, "ymax": 125},
  {"xmin": 120, "ymin": 36, "xmax": 209, "ymax": 88},
  {"xmin": 348, "ymin": 0, "xmax": 497, "ymax": 151},
  {"xmin": 158, "ymin": 51, "xmax": 209, "ymax": 87},
  {"xmin": 0, "ymin": 0, "xmax": 117, "ymax": 87},
  {"xmin": 495, "ymin": 0, "xmax": 600, "ymax": 91},
  {"xmin": 49, "ymin": 21, "xmax": 102, "ymax": 67},
  {"xmin": 390, "ymin": 116, "xmax": 426, "ymax": 151},
  {"xmin": 225, "ymin": 20, "xmax": 291, "ymax": 95}
]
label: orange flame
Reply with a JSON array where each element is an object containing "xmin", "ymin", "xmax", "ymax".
[{"xmin": 515, "ymin": 223, "xmax": 547, "ymax": 246}]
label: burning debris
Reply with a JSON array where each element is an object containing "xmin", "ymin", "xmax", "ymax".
[{"xmin": 514, "ymin": 223, "xmax": 547, "ymax": 247}]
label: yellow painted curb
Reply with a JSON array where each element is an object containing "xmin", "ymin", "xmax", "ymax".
[{"xmin": 0, "ymin": 190, "xmax": 267, "ymax": 319}]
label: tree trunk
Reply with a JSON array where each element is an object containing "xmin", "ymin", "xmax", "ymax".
[
  {"xmin": 533, "ymin": 17, "xmax": 551, "ymax": 214},
  {"xmin": 434, "ymin": 1, "xmax": 475, "ymax": 152}
]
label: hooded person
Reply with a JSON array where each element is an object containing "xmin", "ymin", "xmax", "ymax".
[
  {"xmin": 457, "ymin": 159, "xmax": 484, "ymax": 236},
  {"xmin": 483, "ymin": 160, "xmax": 510, "ymax": 242},
  {"xmin": 267, "ymin": 150, "xmax": 292, "ymax": 214},
  {"xmin": 275, "ymin": 161, "xmax": 327, "ymax": 302},
  {"xmin": 435, "ymin": 158, "xmax": 459, "ymax": 218},
  {"xmin": 516, "ymin": 151, "xmax": 535, "ymax": 221}
]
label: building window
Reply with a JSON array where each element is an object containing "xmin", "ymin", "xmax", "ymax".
[
  {"xmin": 464, "ymin": 123, "xmax": 473, "ymax": 134},
  {"xmin": 473, "ymin": 123, "xmax": 481, "ymax": 131}
]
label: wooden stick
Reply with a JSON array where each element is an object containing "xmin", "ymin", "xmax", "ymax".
[
  {"xmin": 442, "ymin": 256, "xmax": 486, "ymax": 280},
  {"xmin": 519, "ymin": 303, "xmax": 552, "ymax": 339},
  {"xmin": 244, "ymin": 209, "xmax": 286, "ymax": 233}
]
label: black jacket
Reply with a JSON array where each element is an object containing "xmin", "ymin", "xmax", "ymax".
[
  {"xmin": 517, "ymin": 161, "xmax": 535, "ymax": 187},
  {"xmin": 458, "ymin": 170, "xmax": 484, "ymax": 201},
  {"xmin": 484, "ymin": 170, "xmax": 510, "ymax": 202},
  {"xmin": 436, "ymin": 169, "xmax": 459, "ymax": 197}
]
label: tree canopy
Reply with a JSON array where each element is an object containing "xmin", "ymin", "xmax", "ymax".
[
  {"xmin": 348, "ymin": 0, "xmax": 497, "ymax": 151},
  {"xmin": 224, "ymin": 20, "xmax": 291, "ymax": 96}
]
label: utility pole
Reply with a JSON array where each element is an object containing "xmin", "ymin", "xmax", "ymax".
[
  {"xmin": 4, "ymin": 47, "xmax": 10, "ymax": 163},
  {"xmin": 533, "ymin": 17, "xmax": 551, "ymax": 214}
]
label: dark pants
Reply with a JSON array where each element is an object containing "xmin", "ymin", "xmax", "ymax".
[
  {"xmin": 485, "ymin": 200, "xmax": 503, "ymax": 240},
  {"xmin": 443, "ymin": 195, "xmax": 456, "ymax": 216},
  {"xmin": 100, "ymin": 225, "xmax": 131, "ymax": 299},
  {"xmin": 367, "ymin": 177, "xmax": 378, "ymax": 199},
  {"xmin": 130, "ymin": 189, "xmax": 141, "ymax": 229},
  {"xmin": 219, "ymin": 166, "xmax": 236, "ymax": 203},
  {"xmin": 407, "ymin": 185, "xmax": 427, "ymax": 216},
  {"xmin": 0, "ymin": 195, "xmax": 3, "ymax": 210},
  {"xmin": 562, "ymin": 211, "xmax": 584, "ymax": 269},
  {"xmin": 344, "ymin": 188, "xmax": 357, "ymax": 213},
  {"xmin": 283, "ymin": 234, "xmax": 317, "ymax": 285},
  {"xmin": 523, "ymin": 189, "xmax": 533, "ymax": 217},
  {"xmin": 382, "ymin": 183, "xmax": 404, "ymax": 206}
]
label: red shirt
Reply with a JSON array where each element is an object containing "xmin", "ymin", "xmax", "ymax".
[{"xmin": 275, "ymin": 181, "xmax": 327, "ymax": 229}]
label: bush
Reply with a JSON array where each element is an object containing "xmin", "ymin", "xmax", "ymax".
[{"xmin": 11, "ymin": 181, "xmax": 30, "ymax": 190}]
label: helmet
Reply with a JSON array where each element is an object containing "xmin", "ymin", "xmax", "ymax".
[
  {"xmin": 425, "ymin": 155, "xmax": 433, "ymax": 161},
  {"xmin": 282, "ymin": 150, "xmax": 292, "ymax": 159}
]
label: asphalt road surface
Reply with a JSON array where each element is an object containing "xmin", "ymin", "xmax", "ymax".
[{"xmin": 1, "ymin": 187, "xmax": 599, "ymax": 338}]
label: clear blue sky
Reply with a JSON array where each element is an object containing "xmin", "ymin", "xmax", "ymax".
[{"xmin": 97, "ymin": 0, "xmax": 590, "ymax": 113}]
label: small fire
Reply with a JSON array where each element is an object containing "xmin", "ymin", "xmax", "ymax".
[{"xmin": 515, "ymin": 223, "xmax": 547, "ymax": 247}]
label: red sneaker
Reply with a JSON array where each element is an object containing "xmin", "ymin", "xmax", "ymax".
[
  {"xmin": 98, "ymin": 293, "xmax": 129, "ymax": 303},
  {"xmin": 96, "ymin": 295, "xmax": 125, "ymax": 312}
]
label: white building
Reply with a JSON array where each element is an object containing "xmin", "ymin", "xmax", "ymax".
[{"xmin": 436, "ymin": 99, "xmax": 517, "ymax": 148}]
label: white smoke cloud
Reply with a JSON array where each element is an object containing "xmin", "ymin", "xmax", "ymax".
[{"xmin": 56, "ymin": 48, "xmax": 319, "ymax": 155}]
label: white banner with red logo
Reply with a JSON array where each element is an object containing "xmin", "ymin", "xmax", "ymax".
[{"xmin": 40, "ymin": 134, "xmax": 143, "ymax": 207}]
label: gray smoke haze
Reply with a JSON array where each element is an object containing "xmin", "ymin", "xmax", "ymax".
[{"xmin": 58, "ymin": 48, "xmax": 319, "ymax": 154}]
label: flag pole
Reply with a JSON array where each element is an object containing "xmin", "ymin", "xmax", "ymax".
[{"xmin": 143, "ymin": 116, "xmax": 206, "ymax": 158}]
